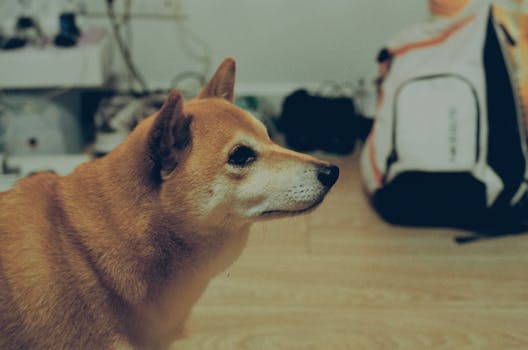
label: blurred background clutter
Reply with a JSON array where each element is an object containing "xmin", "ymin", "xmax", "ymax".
[
  {"xmin": 0, "ymin": 0, "xmax": 525, "ymax": 198},
  {"xmin": 0, "ymin": 0, "xmax": 419, "ymax": 191}
]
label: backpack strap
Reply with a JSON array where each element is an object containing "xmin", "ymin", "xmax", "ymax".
[{"xmin": 390, "ymin": 14, "xmax": 476, "ymax": 57}]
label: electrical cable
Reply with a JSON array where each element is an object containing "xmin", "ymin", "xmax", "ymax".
[
  {"xmin": 124, "ymin": 0, "xmax": 134, "ymax": 91},
  {"xmin": 176, "ymin": 20, "xmax": 213, "ymax": 78},
  {"xmin": 169, "ymin": 3, "xmax": 213, "ymax": 86},
  {"xmin": 170, "ymin": 71, "xmax": 206, "ymax": 89},
  {"xmin": 105, "ymin": 0, "xmax": 149, "ymax": 94}
]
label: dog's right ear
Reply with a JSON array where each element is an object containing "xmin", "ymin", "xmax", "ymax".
[{"xmin": 148, "ymin": 89, "xmax": 192, "ymax": 181}]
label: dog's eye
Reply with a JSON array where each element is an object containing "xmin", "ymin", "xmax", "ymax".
[{"xmin": 228, "ymin": 145, "xmax": 257, "ymax": 167}]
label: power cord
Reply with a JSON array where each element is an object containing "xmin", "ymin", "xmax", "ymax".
[
  {"xmin": 105, "ymin": 0, "xmax": 149, "ymax": 95},
  {"xmin": 175, "ymin": 19, "xmax": 213, "ymax": 78}
]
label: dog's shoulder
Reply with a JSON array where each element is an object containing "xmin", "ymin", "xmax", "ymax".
[
  {"xmin": 0, "ymin": 171, "xmax": 61, "ymax": 237},
  {"xmin": 0, "ymin": 170, "xmax": 122, "ymax": 349},
  {"xmin": 0, "ymin": 171, "xmax": 62, "ymax": 348}
]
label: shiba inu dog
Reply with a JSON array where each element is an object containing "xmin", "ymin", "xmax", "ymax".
[{"xmin": 0, "ymin": 58, "xmax": 339, "ymax": 350}]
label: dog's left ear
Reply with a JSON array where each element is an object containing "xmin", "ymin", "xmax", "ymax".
[
  {"xmin": 198, "ymin": 57, "xmax": 236, "ymax": 103},
  {"xmin": 148, "ymin": 89, "xmax": 192, "ymax": 181}
]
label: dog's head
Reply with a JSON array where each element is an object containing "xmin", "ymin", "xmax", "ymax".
[{"xmin": 147, "ymin": 58, "xmax": 339, "ymax": 230}]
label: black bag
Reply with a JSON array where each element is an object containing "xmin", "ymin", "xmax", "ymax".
[{"xmin": 278, "ymin": 89, "xmax": 372, "ymax": 154}]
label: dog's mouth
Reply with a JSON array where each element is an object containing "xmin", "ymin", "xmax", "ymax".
[{"xmin": 260, "ymin": 195, "xmax": 326, "ymax": 218}]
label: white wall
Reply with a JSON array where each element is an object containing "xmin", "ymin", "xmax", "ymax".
[
  {"xmin": 0, "ymin": 0, "xmax": 430, "ymax": 94},
  {"xmin": 129, "ymin": 0, "xmax": 429, "ymax": 93}
]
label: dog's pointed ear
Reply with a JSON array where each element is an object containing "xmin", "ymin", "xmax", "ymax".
[
  {"xmin": 198, "ymin": 57, "xmax": 236, "ymax": 103},
  {"xmin": 148, "ymin": 89, "xmax": 192, "ymax": 181}
]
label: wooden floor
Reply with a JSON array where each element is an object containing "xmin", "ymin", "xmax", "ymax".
[{"xmin": 175, "ymin": 152, "xmax": 528, "ymax": 350}]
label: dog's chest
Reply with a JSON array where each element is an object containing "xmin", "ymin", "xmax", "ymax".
[
  {"xmin": 201, "ymin": 227, "xmax": 250, "ymax": 277},
  {"xmin": 132, "ymin": 228, "xmax": 250, "ymax": 346},
  {"xmin": 154, "ymin": 227, "xmax": 250, "ymax": 312},
  {"xmin": 137, "ymin": 273, "xmax": 209, "ymax": 345}
]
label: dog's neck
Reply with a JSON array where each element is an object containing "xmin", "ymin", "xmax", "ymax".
[
  {"xmin": 125, "ymin": 221, "xmax": 251, "ymax": 348},
  {"xmin": 58, "ymin": 120, "xmax": 250, "ymax": 305},
  {"xmin": 61, "ymin": 159, "xmax": 249, "ymax": 296}
]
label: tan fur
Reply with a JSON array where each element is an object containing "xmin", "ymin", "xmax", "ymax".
[{"xmin": 0, "ymin": 58, "xmax": 338, "ymax": 350}]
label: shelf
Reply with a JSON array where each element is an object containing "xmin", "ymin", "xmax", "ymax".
[{"xmin": 0, "ymin": 28, "xmax": 111, "ymax": 89}]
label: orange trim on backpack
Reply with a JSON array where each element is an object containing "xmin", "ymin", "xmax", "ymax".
[
  {"xmin": 517, "ymin": 13, "xmax": 528, "ymax": 129},
  {"xmin": 368, "ymin": 127, "xmax": 383, "ymax": 187},
  {"xmin": 494, "ymin": 6, "xmax": 528, "ymax": 130},
  {"xmin": 391, "ymin": 13, "xmax": 477, "ymax": 57},
  {"xmin": 429, "ymin": 0, "xmax": 470, "ymax": 18}
]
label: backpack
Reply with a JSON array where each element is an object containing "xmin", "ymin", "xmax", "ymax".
[{"xmin": 361, "ymin": 5, "xmax": 528, "ymax": 234}]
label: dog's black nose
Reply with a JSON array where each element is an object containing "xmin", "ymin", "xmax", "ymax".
[{"xmin": 317, "ymin": 165, "xmax": 339, "ymax": 188}]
